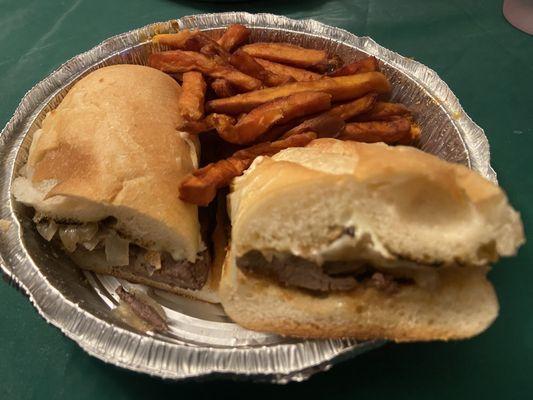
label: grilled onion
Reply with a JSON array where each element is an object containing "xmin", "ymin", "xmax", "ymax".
[
  {"xmin": 104, "ymin": 232, "xmax": 130, "ymax": 266},
  {"xmin": 36, "ymin": 220, "xmax": 58, "ymax": 241}
]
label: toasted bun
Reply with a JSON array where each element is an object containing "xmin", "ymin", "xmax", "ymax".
[
  {"xmin": 219, "ymin": 253, "xmax": 498, "ymax": 340},
  {"xmin": 229, "ymin": 139, "xmax": 524, "ymax": 266},
  {"xmin": 13, "ymin": 65, "xmax": 202, "ymax": 262}
]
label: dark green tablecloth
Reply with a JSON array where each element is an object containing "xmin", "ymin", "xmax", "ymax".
[{"xmin": 1, "ymin": 0, "xmax": 532, "ymax": 398}]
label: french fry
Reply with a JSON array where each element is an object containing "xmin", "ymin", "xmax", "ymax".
[
  {"xmin": 206, "ymin": 72, "xmax": 391, "ymax": 114},
  {"xmin": 254, "ymin": 58, "xmax": 321, "ymax": 82},
  {"xmin": 257, "ymin": 123, "xmax": 299, "ymax": 142},
  {"xmin": 217, "ymin": 24, "xmax": 251, "ymax": 52},
  {"xmin": 355, "ymin": 101, "xmax": 411, "ymax": 121},
  {"xmin": 208, "ymin": 91, "xmax": 332, "ymax": 144},
  {"xmin": 179, "ymin": 132, "xmax": 317, "ymax": 205},
  {"xmin": 241, "ymin": 42, "xmax": 329, "ymax": 71},
  {"xmin": 326, "ymin": 93, "xmax": 378, "ymax": 120},
  {"xmin": 178, "ymin": 72, "xmax": 206, "ymax": 121},
  {"xmin": 153, "ymin": 30, "xmax": 196, "ymax": 48},
  {"xmin": 280, "ymin": 114, "xmax": 345, "ymax": 140},
  {"xmin": 278, "ymin": 94, "xmax": 377, "ymax": 140},
  {"xmin": 181, "ymin": 119, "xmax": 213, "ymax": 134},
  {"xmin": 326, "ymin": 55, "xmax": 343, "ymax": 73},
  {"xmin": 148, "ymin": 50, "xmax": 262, "ymax": 91},
  {"xmin": 338, "ymin": 118, "xmax": 414, "ymax": 144},
  {"xmin": 230, "ymin": 50, "xmax": 293, "ymax": 87},
  {"xmin": 232, "ymin": 132, "xmax": 317, "ymax": 159},
  {"xmin": 211, "ymin": 79, "xmax": 237, "ymax": 98},
  {"xmin": 328, "ymin": 56, "xmax": 379, "ymax": 77},
  {"xmin": 403, "ymin": 123, "xmax": 422, "ymax": 144},
  {"xmin": 153, "ymin": 30, "xmax": 230, "ymax": 62}
]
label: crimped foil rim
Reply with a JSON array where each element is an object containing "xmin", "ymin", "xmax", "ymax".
[{"xmin": 0, "ymin": 12, "xmax": 494, "ymax": 382}]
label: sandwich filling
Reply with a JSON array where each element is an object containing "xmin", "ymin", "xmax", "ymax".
[
  {"xmin": 236, "ymin": 225, "xmax": 481, "ymax": 293},
  {"xmin": 34, "ymin": 215, "xmax": 209, "ymax": 290}
]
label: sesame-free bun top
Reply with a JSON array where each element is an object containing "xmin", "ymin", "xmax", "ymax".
[
  {"xmin": 229, "ymin": 139, "xmax": 524, "ymax": 267},
  {"xmin": 13, "ymin": 64, "xmax": 202, "ymax": 261}
]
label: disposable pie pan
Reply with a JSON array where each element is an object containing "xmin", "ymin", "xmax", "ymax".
[{"xmin": 0, "ymin": 12, "xmax": 495, "ymax": 383}]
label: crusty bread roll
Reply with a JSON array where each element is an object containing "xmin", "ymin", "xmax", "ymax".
[
  {"xmin": 12, "ymin": 64, "xmax": 222, "ymax": 302},
  {"xmin": 13, "ymin": 64, "xmax": 201, "ymax": 262},
  {"xmin": 220, "ymin": 139, "xmax": 524, "ymax": 340}
]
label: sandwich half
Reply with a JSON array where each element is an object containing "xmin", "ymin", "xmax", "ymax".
[
  {"xmin": 220, "ymin": 138, "xmax": 524, "ymax": 340},
  {"xmin": 12, "ymin": 64, "xmax": 219, "ymax": 302}
]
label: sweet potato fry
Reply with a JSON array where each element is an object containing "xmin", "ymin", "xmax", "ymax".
[
  {"xmin": 217, "ymin": 24, "xmax": 251, "ymax": 52},
  {"xmin": 148, "ymin": 50, "xmax": 262, "ymax": 91},
  {"xmin": 208, "ymin": 91, "xmax": 332, "ymax": 144},
  {"xmin": 178, "ymin": 72, "xmax": 206, "ymax": 121},
  {"xmin": 254, "ymin": 58, "xmax": 321, "ymax": 82},
  {"xmin": 153, "ymin": 30, "xmax": 230, "ymax": 62},
  {"xmin": 179, "ymin": 132, "xmax": 317, "ymax": 205},
  {"xmin": 326, "ymin": 93, "xmax": 378, "ymax": 120},
  {"xmin": 180, "ymin": 158, "xmax": 249, "ymax": 206},
  {"xmin": 153, "ymin": 30, "xmax": 196, "ymax": 48},
  {"xmin": 402, "ymin": 123, "xmax": 421, "ymax": 144},
  {"xmin": 230, "ymin": 50, "xmax": 293, "ymax": 87},
  {"xmin": 233, "ymin": 132, "xmax": 317, "ymax": 159},
  {"xmin": 211, "ymin": 79, "xmax": 237, "ymax": 98},
  {"xmin": 338, "ymin": 118, "xmax": 415, "ymax": 144},
  {"xmin": 354, "ymin": 101, "xmax": 411, "ymax": 121},
  {"xmin": 277, "ymin": 94, "xmax": 377, "ymax": 140},
  {"xmin": 181, "ymin": 119, "xmax": 213, "ymax": 134},
  {"xmin": 241, "ymin": 42, "xmax": 329, "ymax": 71},
  {"xmin": 280, "ymin": 114, "xmax": 345, "ymax": 140},
  {"xmin": 328, "ymin": 56, "xmax": 379, "ymax": 77},
  {"xmin": 206, "ymin": 72, "xmax": 391, "ymax": 114}
]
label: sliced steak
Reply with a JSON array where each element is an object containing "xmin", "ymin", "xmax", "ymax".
[
  {"xmin": 236, "ymin": 250, "xmax": 411, "ymax": 293},
  {"xmin": 116, "ymin": 286, "xmax": 168, "ymax": 332},
  {"xmin": 237, "ymin": 250, "xmax": 359, "ymax": 292},
  {"xmin": 129, "ymin": 248, "xmax": 210, "ymax": 290}
]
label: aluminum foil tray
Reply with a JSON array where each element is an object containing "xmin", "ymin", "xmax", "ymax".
[{"xmin": 0, "ymin": 12, "xmax": 495, "ymax": 383}]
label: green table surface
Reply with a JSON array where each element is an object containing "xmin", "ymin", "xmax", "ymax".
[{"xmin": 1, "ymin": 0, "xmax": 532, "ymax": 398}]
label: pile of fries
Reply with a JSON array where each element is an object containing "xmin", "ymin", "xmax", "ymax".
[{"xmin": 149, "ymin": 25, "xmax": 421, "ymax": 206}]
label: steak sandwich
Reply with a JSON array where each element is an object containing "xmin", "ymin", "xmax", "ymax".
[
  {"xmin": 220, "ymin": 139, "xmax": 524, "ymax": 340},
  {"xmin": 13, "ymin": 64, "xmax": 220, "ymax": 303}
]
